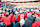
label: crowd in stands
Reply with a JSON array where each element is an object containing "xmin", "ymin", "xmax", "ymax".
[{"xmin": 0, "ymin": 7, "xmax": 40, "ymax": 27}]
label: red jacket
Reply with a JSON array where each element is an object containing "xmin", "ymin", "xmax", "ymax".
[
  {"xmin": 17, "ymin": 14, "xmax": 21, "ymax": 22},
  {"xmin": 4, "ymin": 11, "xmax": 7, "ymax": 16},
  {"xmin": 25, "ymin": 12, "xmax": 28, "ymax": 18},
  {"xmin": 0, "ymin": 17, "xmax": 2, "ymax": 20},
  {"xmin": 17, "ymin": 13, "xmax": 24, "ymax": 22},
  {"xmin": 31, "ymin": 21, "xmax": 40, "ymax": 27},
  {"xmin": 1, "ymin": 14, "xmax": 12, "ymax": 26},
  {"xmin": 11, "ymin": 14, "xmax": 16, "ymax": 22}
]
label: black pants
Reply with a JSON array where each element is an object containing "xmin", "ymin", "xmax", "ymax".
[
  {"xmin": 15, "ymin": 21, "xmax": 17, "ymax": 23},
  {"xmin": 7, "ymin": 25, "xmax": 11, "ymax": 27},
  {"xmin": 11, "ymin": 22, "xmax": 13, "ymax": 27}
]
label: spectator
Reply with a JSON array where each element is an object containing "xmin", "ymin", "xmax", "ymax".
[
  {"xmin": 4, "ymin": 10, "xmax": 7, "ymax": 16},
  {"xmin": 0, "ymin": 12, "xmax": 4, "ymax": 20},
  {"xmin": 14, "ymin": 19, "xmax": 26, "ymax": 27},
  {"xmin": 17, "ymin": 12, "xmax": 24, "ymax": 22},
  {"xmin": 31, "ymin": 21, "xmax": 40, "ymax": 27},
  {"xmin": 35, "ymin": 14, "xmax": 40, "ymax": 21},
  {"xmin": 1, "ymin": 12, "xmax": 12, "ymax": 27},
  {"xmin": 11, "ymin": 13, "xmax": 16, "ymax": 27},
  {"xmin": 25, "ymin": 13, "xmax": 36, "ymax": 27}
]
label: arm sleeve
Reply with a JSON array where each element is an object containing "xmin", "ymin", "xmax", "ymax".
[
  {"xmin": 8, "ymin": 13, "xmax": 13, "ymax": 18},
  {"xmin": 1, "ymin": 18, "xmax": 4, "ymax": 22}
]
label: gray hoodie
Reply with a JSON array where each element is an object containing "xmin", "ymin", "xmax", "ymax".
[{"xmin": 25, "ymin": 15, "xmax": 35, "ymax": 27}]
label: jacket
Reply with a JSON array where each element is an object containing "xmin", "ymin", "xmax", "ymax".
[
  {"xmin": 31, "ymin": 21, "xmax": 40, "ymax": 27},
  {"xmin": 25, "ymin": 15, "xmax": 35, "ymax": 27},
  {"xmin": 11, "ymin": 14, "xmax": 16, "ymax": 22},
  {"xmin": 17, "ymin": 13, "xmax": 24, "ymax": 22},
  {"xmin": 1, "ymin": 14, "xmax": 12, "ymax": 26}
]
